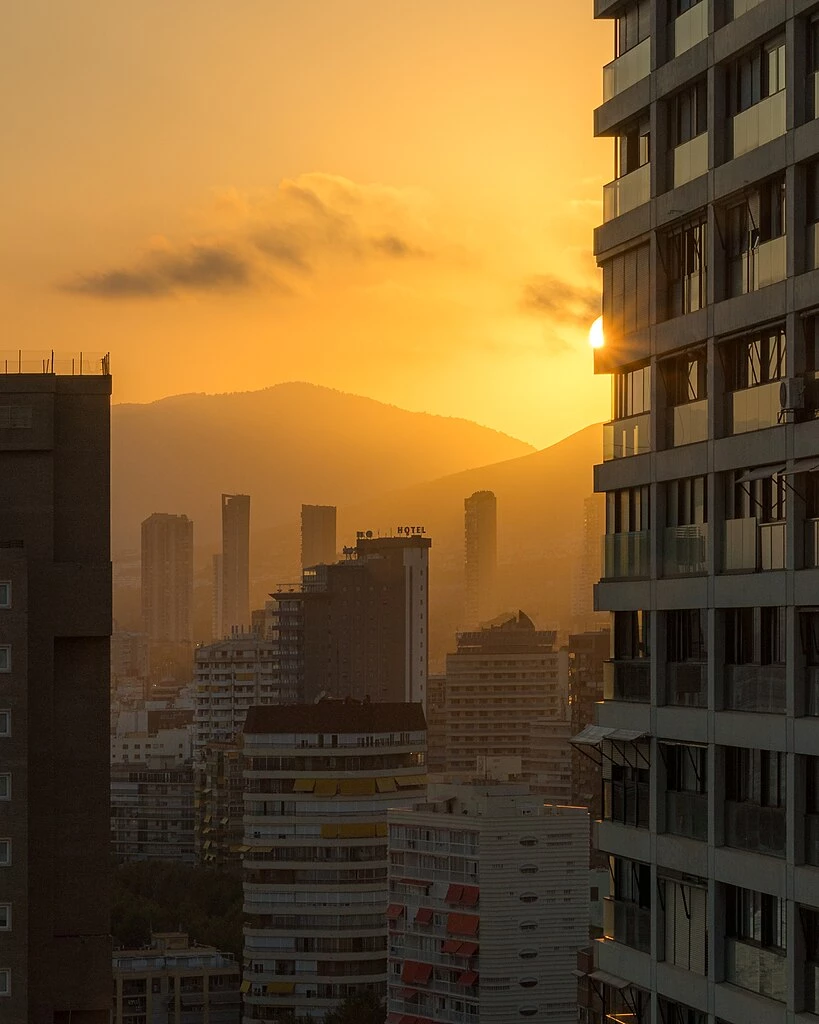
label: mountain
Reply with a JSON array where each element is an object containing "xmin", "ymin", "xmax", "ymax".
[{"xmin": 111, "ymin": 382, "xmax": 534, "ymax": 553}]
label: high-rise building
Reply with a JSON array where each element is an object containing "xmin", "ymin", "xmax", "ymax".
[
  {"xmin": 211, "ymin": 552, "xmax": 223, "ymax": 641},
  {"xmin": 0, "ymin": 355, "xmax": 112, "ymax": 1019},
  {"xmin": 464, "ymin": 490, "xmax": 497, "ymax": 625},
  {"xmin": 387, "ymin": 784, "xmax": 589, "ymax": 1024},
  {"xmin": 301, "ymin": 503, "xmax": 337, "ymax": 569},
  {"xmin": 580, "ymin": 4, "xmax": 819, "ymax": 1022},
  {"xmin": 443, "ymin": 611, "xmax": 567, "ymax": 774},
  {"xmin": 271, "ymin": 533, "xmax": 431, "ymax": 705},
  {"xmin": 220, "ymin": 493, "xmax": 250, "ymax": 637},
  {"xmin": 568, "ymin": 630, "xmax": 610, "ymax": 825},
  {"xmin": 240, "ymin": 698, "xmax": 427, "ymax": 1021},
  {"xmin": 571, "ymin": 494, "xmax": 608, "ymax": 633},
  {"xmin": 141, "ymin": 512, "xmax": 194, "ymax": 679}
]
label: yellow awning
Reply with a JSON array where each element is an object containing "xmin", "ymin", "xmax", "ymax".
[
  {"xmin": 321, "ymin": 824, "xmax": 339, "ymax": 839},
  {"xmin": 376, "ymin": 822, "xmax": 388, "ymax": 837},
  {"xmin": 376, "ymin": 776, "xmax": 397, "ymax": 793},
  {"xmin": 314, "ymin": 779, "xmax": 338, "ymax": 796},
  {"xmin": 340, "ymin": 778, "xmax": 376, "ymax": 796},
  {"xmin": 239, "ymin": 980, "xmax": 251, "ymax": 994},
  {"xmin": 293, "ymin": 778, "xmax": 316, "ymax": 793},
  {"xmin": 266, "ymin": 982, "xmax": 295, "ymax": 994},
  {"xmin": 337, "ymin": 823, "xmax": 377, "ymax": 839},
  {"xmin": 395, "ymin": 775, "xmax": 426, "ymax": 788}
]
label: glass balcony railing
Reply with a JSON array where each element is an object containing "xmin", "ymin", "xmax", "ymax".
[
  {"xmin": 725, "ymin": 938, "xmax": 786, "ymax": 1001},
  {"xmin": 760, "ymin": 521, "xmax": 786, "ymax": 570},
  {"xmin": 806, "ymin": 961, "xmax": 819, "ymax": 1016},
  {"xmin": 732, "ymin": 0, "xmax": 766, "ymax": 18},
  {"xmin": 603, "ymin": 163, "xmax": 650, "ymax": 222},
  {"xmin": 727, "ymin": 382, "xmax": 782, "ymax": 434},
  {"xmin": 603, "ymin": 413, "xmax": 651, "ymax": 460},
  {"xmin": 728, "ymin": 237, "xmax": 787, "ymax": 296},
  {"xmin": 722, "ymin": 517, "xmax": 757, "ymax": 571},
  {"xmin": 663, "ymin": 524, "xmax": 708, "ymax": 576},
  {"xmin": 725, "ymin": 800, "xmax": 786, "ymax": 857},
  {"xmin": 732, "ymin": 90, "xmax": 786, "ymax": 158},
  {"xmin": 604, "ymin": 660, "xmax": 651, "ymax": 703},
  {"xmin": 805, "ymin": 519, "xmax": 819, "ymax": 567},
  {"xmin": 806, "ymin": 813, "xmax": 819, "ymax": 866},
  {"xmin": 667, "ymin": 661, "xmax": 707, "ymax": 706},
  {"xmin": 665, "ymin": 790, "xmax": 707, "ymax": 840},
  {"xmin": 672, "ymin": 132, "xmax": 708, "ymax": 189},
  {"xmin": 668, "ymin": 400, "xmax": 708, "ymax": 447},
  {"xmin": 603, "ymin": 37, "xmax": 651, "ymax": 101},
  {"xmin": 604, "ymin": 898, "xmax": 651, "ymax": 953},
  {"xmin": 724, "ymin": 663, "xmax": 786, "ymax": 713},
  {"xmin": 673, "ymin": 1, "xmax": 708, "ymax": 57},
  {"xmin": 808, "ymin": 222, "xmax": 819, "ymax": 272},
  {"xmin": 603, "ymin": 531, "xmax": 651, "ymax": 579}
]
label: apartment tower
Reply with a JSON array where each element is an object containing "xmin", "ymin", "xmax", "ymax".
[
  {"xmin": 464, "ymin": 489, "xmax": 498, "ymax": 625},
  {"xmin": 581, "ymin": 2, "xmax": 819, "ymax": 1023},
  {"xmin": 220, "ymin": 493, "xmax": 250, "ymax": 636},
  {"xmin": 300, "ymin": 503, "xmax": 337, "ymax": 569},
  {"xmin": 141, "ymin": 512, "xmax": 194, "ymax": 679},
  {"xmin": 0, "ymin": 355, "xmax": 112, "ymax": 1019}
]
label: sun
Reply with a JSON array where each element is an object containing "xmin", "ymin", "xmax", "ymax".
[{"xmin": 589, "ymin": 315, "xmax": 604, "ymax": 349}]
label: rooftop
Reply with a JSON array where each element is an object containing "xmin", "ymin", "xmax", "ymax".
[{"xmin": 244, "ymin": 697, "xmax": 427, "ymax": 735}]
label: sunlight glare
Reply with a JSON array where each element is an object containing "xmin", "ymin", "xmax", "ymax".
[{"xmin": 589, "ymin": 315, "xmax": 604, "ymax": 349}]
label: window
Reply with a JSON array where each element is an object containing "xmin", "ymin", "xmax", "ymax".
[
  {"xmin": 0, "ymin": 905, "xmax": 10, "ymax": 931},
  {"xmin": 667, "ymin": 610, "xmax": 707, "ymax": 662},
  {"xmin": 519, "ymin": 893, "xmax": 538, "ymax": 904},
  {"xmin": 519, "ymin": 978, "xmax": 538, "ymax": 988},
  {"xmin": 602, "ymin": 244, "xmax": 651, "ymax": 341},
  {"xmin": 0, "ymin": 841, "xmax": 9, "ymax": 866},
  {"xmin": 665, "ymin": 745, "xmax": 706, "ymax": 794},
  {"xmin": 662, "ymin": 348, "xmax": 707, "ymax": 407},
  {"xmin": 671, "ymin": 0, "xmax": 704, "ymax": 13},
  {"xmin": 616, "ymin": 0, "xmax": 650, "ymax": 56},
  {"xmin": 606, "ymin": 486, "xmax": 650, "ymax": 534},
  {"xmin": 725, "ymin": 747, "xmax": 785, "ymax": 807},
  {"xmin": 0, "ymin": 970, "xmax": 8, "ymax": 996},
  {"xmin": 0, "ymin": 713, "xmax": 8, "ymax": 738},
  {"xmin": 0, "ymin": 648, "xmax": 9, "ymax": 673},
  {"xmin": 664, "ymin": 214, "xmax": 707, "ymax": 318},
  {"xmin": 616, "ymin": 118, "xmax": 651, "ymax": 177},
  {"xmin": 672, "ymin": 80, "xmax": 707, "ymax": 149},
  {"xmin": 518, "ymin": 948, "xmax": 538, "ymax": 959},
  {"xmin": 726, "ymin": 885, "xmax": 786, "ymax": 949},
  {"xmin": 612, "ymin": 364, "xmax": 651, "ymax": 419},
  {"xmin": 730, "ymin": 38, "xmax": 785, "ymax": 114},
  {"xmin": 0, "ymin": 584, "xmax": 9, "ymax": 609},
  {"xmin": 519, "ymin": 920, "xmax": 538, "ymax": 931},
  {"xmin": 613, "ymin": 610, "xmax": 650, "ymax": 660},
  {"xmin": 723, "ymin": 180, "xmax": 786, "ymax": 295},
  {"xmin": 667, "ymin": 477, "xmax": 707, "ymax": 527},
  {"xmin": 0, "ymin": 776, "xmax": 10, "ymax": 801}
]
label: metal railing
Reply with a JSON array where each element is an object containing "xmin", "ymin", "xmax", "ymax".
[
  {"xmin": 724, "ymin": 664, "xmax": 785, "ymax": 713},
  {"xmin": 666, "ymin": 662, "xmax": 707, "ymax": 707},
  {"xmin": 663, "ymin": 524, "xmax": 707, "ymax": 576},
  {"xmin": 0, "ymin": 350, "xmax": 110, "ymax": 375},
  {"xmin": 665, "ymin": 790, "xmax": 707, "ymax": 840},
  {"xmin": 604, "ymin": 898, "xmax": 651, "ymax": 953}
]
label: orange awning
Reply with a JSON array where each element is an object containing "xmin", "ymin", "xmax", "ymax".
[
  {"xmin": 446, "ymin": 912, "xmax": 479, "ymax": 936},
  {"xmin": 414, "ymin": 907, "xmax": 433, "ymax": 925},
  {"xmin": 445, "ymin": 883, "xmax": 464, "ymax": 904}
]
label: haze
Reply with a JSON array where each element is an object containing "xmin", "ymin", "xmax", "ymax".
[{"xmin": 2, "ymin": 0, "xmax": 612, "ymax": 447}]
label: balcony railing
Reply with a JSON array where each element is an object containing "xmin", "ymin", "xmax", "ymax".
[
  {"xmin": 603, "ymin": 413, "xmax": 651, "ymax": 460},
  {"xmin": 604, "ymin": 898, "xmax": 651, "ymax": 953},
  {"xmin": 728, "ymin": 236, "xmax": 787, "ymax": 296},
  {"xmin": 665, "ymin": 790, "xmax": 707, "ymax": 840},
  {"xmin": 604, "ymin": 779, "xmax": 650, "ymax": 829},
  {"xmin": 807, "ymin": 961, "xmax": 819, "ymax": 1015},
  {"xmin": 732, "ymin": 0, "xmax": 765, "ymax": 17},
  {"xmin": 727, "ymin": 382, "xmax": 782, "ymax": 434},
  {"xmin": 805, "ymin": 519, "xmax": 819, "ymax": 568},
  {"xmin": 604, "ymin": 660, "xmax": 651, "ymax": 703},
  {"xmin": 668, "ymin": 399, "xmax": 708, "ymax": 447},
  {"xmin": 603, "ymin": 37, "xmax": 651, "ymax": 101},
  {"xmin": 808, "ymin": 221, "xmax": 819, "ymax": 272},
  {"xmin": 724, "ymin": 663, "xmax": 786, "ymax": 713},
  {"xmin": 732, "ymin": 90, "xmax": 786, "ymax": 158},
  {"xmin": 672, "ymin": 132, "xmax": 708, "ymax": 189},
  {"xmin": 806, "ymin": 813, "xmax": 819, "ymax": 866},
  {"xmin": 666, "ymin": 662, "xmax": 707, "ymax": 707},
  {"xmin": 722, "ymin": 517, "xmax": 757, "ymax": 571},
  {"xmin": 725, "ymin": 938, "xmax": 786, "ymax": 1001},
  {"xmin": 806, "ymin": 667, "xmax": 819, "ymax": 716},
  {"xmin": 603, "ymin": 163, "xmax": 651, "ymax": 222},
  {"xmin": 603, "ymin": 531, "xmax": 651, "ymax": 579},
  {"xmin": 673, "ymin": 0, "xmax": 708, "ymax": 57},
  {"xmin": 663, "ymin": 524, "xmax": 708, "ymax": 576},
  {"xmin": 724, "ymin": 800, "xmax": 786, "ymax": 857}
]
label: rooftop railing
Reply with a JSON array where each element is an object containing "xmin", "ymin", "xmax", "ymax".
[{"xmin": 0, "ymin": 351, "xmax": 110, "ymax": 375}]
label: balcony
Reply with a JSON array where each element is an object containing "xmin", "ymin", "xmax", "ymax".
[
  {"xmin": 725, "ymin": 938, "xmax": 786, "ymax": 1001},
  {"xmin": 673, "ymin": 133, "xmax": 708, "ymax": 189},
  {"xmin": 727, "ymin": 381, "xmax": 782, "ymax": 435},
  {"xmin": 672, "ymin": 1, "xmax": 708, "ymax": 58},
  {"xmin": 604, "ymin": 778, "xmax": 650, "ymax": 829},
  {"xmin": 604, "ymin": 897, "xmax": 651, "ymax": 953},
  {"xmin": 724, "ymin": 663, "xmax": 786, "ymax": 713},
  {"xmin": 667, "ymin": 399, "xmax": 708, "ymax": 447},
  {"xmin": 806, "ymin": 961, "xmax": 819, "ymax": 1015},
  {"xmin": 728, "ymin": 237, "xmax": 787, "ymax": 297},
  {"xmin": 808, "ymin": 222, "xmax": 819, "ymax": 272},
  {"xmin": 732, "ymin": 91, "xmax": 786, "ymax": 158},
  {"xmin": 667, "ymin": 661, "xmax": 707, "ymax": 707},
  {"xmin": 724, "ymin": 800, "xmax": 786, "ymax": 857},
  {"xmin": 603, "ymin": 37, "xmax": 651, "ymax": 101},
  {"xmin": 603, "ymin": 531, "xmax": 651, "ymax": 579},
  {"xmin": 806, "ymin": 813, "xmax": 819, "ymax": 866},
  {"xmin": 663, "ymin": 524, "xmax": 708, "ymax": 576},
  {"xmin": 665, "ymin": 790, "xmax": 707, "ymax": 840},
  {"xmin": 604, "ymin": 660, "xmax": 651, "ymax": 703},
  {"xmin": 603, "ymin": 163, "xmax": 650, "ymax": 221},
  {"xmin": 603, "ymin": 413, "xmax": 651, "ymax": 460},
  {"xmin": 806, "ymin": 667, "xmax": 819, "ymax": 716}
]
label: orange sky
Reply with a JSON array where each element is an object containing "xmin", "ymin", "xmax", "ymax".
[{"xmin": 1, "ymin": 1, "xmax": 613, "ymax": 448}]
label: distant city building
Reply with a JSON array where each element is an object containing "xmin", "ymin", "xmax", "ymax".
[
  {"xmin": 387, "ymin": 783, "xmax": 589, "ymax": 1024},
  {"xmin": 464, "ymin": 490, "xmax": 497, "ymax": 624},
  {"xmin": 443, "ymin": 611, "xmax": 567, "ymax": 775},
  {"xmin": 111, "ymin": 627, "xmax": 150, "ymax": 693},
  {"xmin": 195, "ymin": 742, "xmax": 244, "ymax": 872},
  {"xmin": 301, "ymin": 503, "xmax": 337, "ymax": 568},
  {"xmin": 523, "ymin": 718, "xmax": 574, "ymax": 804},
  {"xmin": 219, "ymin": 493, "xmax": 251, "ymax": 637},
  {"xmin": 0, "ymin": 356, "xmax": 113, "ymax": 1018},
  {"xmin": 112, "ymin": 932, "xmax": 240, "ymax": 1024},
  {"xmin": 211, "ymin": 552, "xmax": 223, "ymax": 641},
  {"xmin": 241, "ymin": 698, "xmax": 427, "ymax": 1020},
  {"xmin": 111, "ymin": 755, "xmax": 194, "ymax": 865},
  {"xmin": 568, "ymin": 630, "xmax": 609, "ymax": 827},
  {"xmin": 570, "ymin": 494, "xmax": 607, "ymax": 633},
  {"xmin": 271, "ymin": 533, "xmax": 431, "ymax": 705},
  {"xmin": 425, "ymin": 672, "xmax": 447, "ymax": 773},
  {"xmin": 141, "ymin": 512, "xmax": 194, "ymax": 681}
]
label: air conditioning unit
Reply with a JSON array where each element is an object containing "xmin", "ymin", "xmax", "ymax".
[{"xmin": 780, "ymin": 377, "xmax": 805, "ymax": 411}]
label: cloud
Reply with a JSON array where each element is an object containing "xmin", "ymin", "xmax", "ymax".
[
  {"xmin": 62, "ymin": 173, "xmax": 433, "ymax": 301},
  {"xmin": 520, "ymin": 274, "xmax": 601, "ymax": 327}
]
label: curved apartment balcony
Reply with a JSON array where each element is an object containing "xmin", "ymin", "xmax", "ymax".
[
  {"xmin": 667, "ymin": 661, "xmax": 707, "ymax": 707},
  {"xmin": 603, "ymin": 163, "xmax": 650, "ymax": 222},
  {"xmin": 667, "ymin": 399, "xmax": 708, "ymax": 447},
  {"xmin": 725, "ymin": 938, "xmax": 786, "ymax": 1001},
  {"xmin": 724, "ymin": 663, "xmax": 786, "ymax": 714},
  {"xmin": 727, "ymin": 381, "xmax": 782, "ymax": 434},
  {"xmin": 671, "ymin": 1, "xmax": 708, "ymax": 58},
  {"xmin": 664, "ymin": 524, "xmax": 708, "ymax": 577},
  {"xmin": 732, "ymin": 90, "xmax": 786, "ymax": 158},
  {"xmin": 724, "ymin": 800, "xmax": 786, "ymax": 858},
  {"xmin": 672, "ymin": 132, "xmax": 708, "ymax": 189},
  {"xmin": 603, "ymin": 37, "xmax": 650, "ymax": 101},
  {"xmin": 603, "ymin": 413, "xmax": 651, "ymax": 460},
  {"xmin": 604, "ymin": 660, "xmax": 651, "ymax": 703},
  {"xmin": 665, "ymin": 789, "xmax": 708, "ymax": 840},
  {"xmin": 603, "ymin": 531, "xmax": 651, "ymax": 579}
]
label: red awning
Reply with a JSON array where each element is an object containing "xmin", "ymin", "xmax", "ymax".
[
  {"xmin": 441, "ymin": 939, "xmax": 461, "ymax": 953},
  {"xmin": 414, "ymin": 907, "xmax": 433, "ymax": 925},
  {"xmin": 446, "ymin": 912, "xmax": 479, "ymax": 936},
  {"xmin": 458, "ymin": 970, "xmax": 479, "ymax": 986},
  {"xmin": 445, "ymin": 883, "xmax": 464, "ymax": 904},
  {"xmin": 397, "ymin": 988, "xmax": 418, "ymax": 1000},
  {"xmin": 415, "ymin": 962, "xmax": 432, "ymax": 983},
  {"xmin": 387, "ymin": 904, "xmax": 406, "ymax": 920},
  {"xmin": 401, "ymin": 960, "xmax": 432, "ymax": 984},
  {"xmin": 455, "ymin": 941, "xmax": 479, "ymax": 957},
  {"xmin": 461, "ymin": 885, "xmax": 479, "ymax": 906},
  {"xmin": 401, "ymin": 961, "xmax": 417, "ymax": 983}
]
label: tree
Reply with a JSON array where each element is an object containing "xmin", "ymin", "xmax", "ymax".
[{"xmin": 323, "ymin": 990, "xmax": 386, "ymax": 1024}]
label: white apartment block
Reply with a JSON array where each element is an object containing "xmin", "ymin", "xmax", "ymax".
[{"xmin": 386, "ymin": 784, "xmax": 589, "ymax": 1024}]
